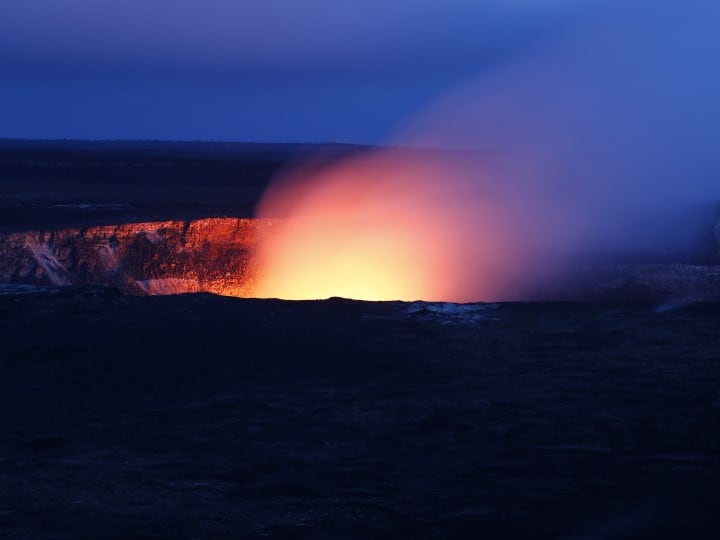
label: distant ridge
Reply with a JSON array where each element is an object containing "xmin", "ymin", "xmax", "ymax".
[{"xmin": 0, "ymin": 138, "xmax": 375, "ymax": 158}]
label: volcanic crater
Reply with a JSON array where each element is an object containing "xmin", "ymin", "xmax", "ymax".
[
  {"xmin": 2, "ymin": 140, "xmax": 720, "ymax": 539},
  {"xmin": 1, "ymin": 216, "xmax": 720, "ymax": 302}
]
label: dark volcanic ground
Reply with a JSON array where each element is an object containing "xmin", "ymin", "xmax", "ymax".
[
  {"xmin": 1, "ymin": 289, "xmax": 719, "ymax": 539},
  {"xmin": 0, "ymin": 139, "xmax": 370, "ymax": 231}
]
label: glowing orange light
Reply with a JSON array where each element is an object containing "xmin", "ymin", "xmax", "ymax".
[{"xmin": 248, "ymin": 150, "xmax": 529, "ymax": 302}]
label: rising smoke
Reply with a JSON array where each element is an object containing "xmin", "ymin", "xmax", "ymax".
[{"xmin": 251, "ymin": 0, "xmax": 720, "ymax": 302}]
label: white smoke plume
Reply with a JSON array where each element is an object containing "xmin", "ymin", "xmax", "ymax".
[{"xmin": 252, "ymin": 0, "xmax": 720, "ymax": 301}]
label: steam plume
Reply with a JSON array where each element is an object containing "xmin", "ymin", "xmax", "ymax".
[{"xmin": 251, "ymin": 0, "xmax": 720, "ymax": 301}]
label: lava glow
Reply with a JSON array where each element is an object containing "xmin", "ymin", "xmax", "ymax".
[{"xmin": 249, "ymin": 150, "xmax": 565, "ymax": 302}]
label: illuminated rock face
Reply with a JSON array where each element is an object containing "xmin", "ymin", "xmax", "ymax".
[
  {"xmin": 0, "ymin": 218, "xmax": 270, "ymax": 296},
  {"xmin": 1, "ymin": 216, "xmax": 720, "ymax": 301}
]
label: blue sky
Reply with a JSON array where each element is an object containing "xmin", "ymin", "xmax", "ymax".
[{"xmin": 0, "ymin": 0, "xmax": 586, "ymax": 143}]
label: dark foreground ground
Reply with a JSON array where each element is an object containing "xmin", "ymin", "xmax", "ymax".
[{"xmin": 1, "ymin": 289, "xmax": 719, "ymax": 539}]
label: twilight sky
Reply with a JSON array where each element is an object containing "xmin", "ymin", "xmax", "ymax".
[{"xmin": 0, "ymin": 0, "xmax": 587, "ymax": 143}]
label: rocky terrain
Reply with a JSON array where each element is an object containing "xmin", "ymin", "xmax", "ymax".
[
  {"xmin": 1, "ymin": 289, "xmax": 719, "ymax": 539},
  {"xmin": 0, "ymin": 218, "xmax": 272, "ymax": 296}
]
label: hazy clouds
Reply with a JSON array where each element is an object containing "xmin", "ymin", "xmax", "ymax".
[
  {"xmin": 0, "ymin": 0, "xmax": 586, "ymax": 76},
  {"xmin": 2, "ymin": 0, "xmax": 717, "ymax": 147},
  {"xmin": 397, "ymin": 0, "xmax": 720, "ymax": 205},
  {"xmin": 0, "ymin": 0, "xmax": 593, "ymax": 141}
]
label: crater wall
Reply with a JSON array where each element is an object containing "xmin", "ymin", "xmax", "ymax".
[
  {"xmin": 0, "ymin": 218, "xmax": 271, "ymax": 296},
  {"xmin": 1, "ymin": 217, "xmax": 719, "ymax": 301}
]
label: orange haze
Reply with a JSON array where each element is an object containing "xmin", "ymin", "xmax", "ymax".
[{"xmin": 249, "ymin": 150, "xmax": 574, "ymax": 302}]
